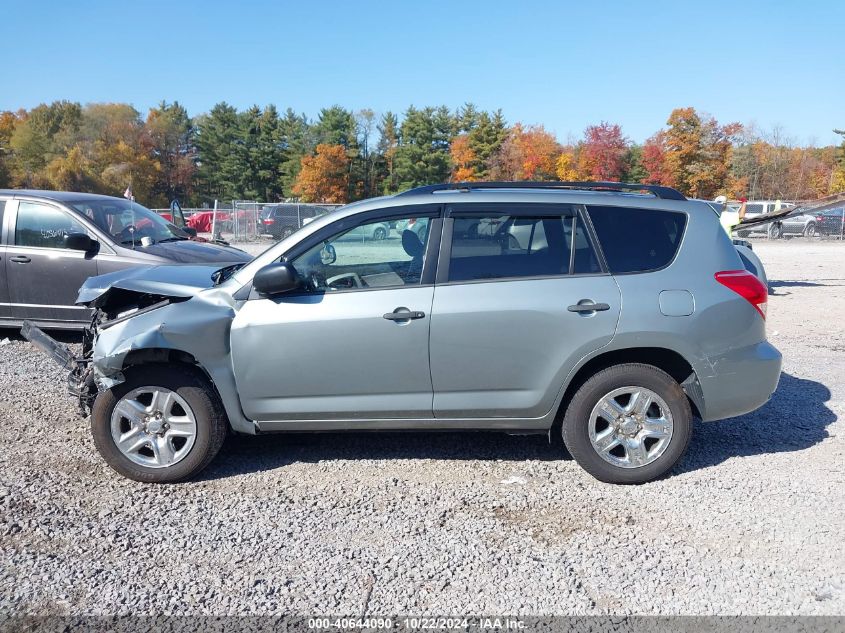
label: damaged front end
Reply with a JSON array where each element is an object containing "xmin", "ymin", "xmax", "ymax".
[
  {"xmin": 22, "ymin": 263, "xmax": 254, "ymax": 434},
  {"xmin": 22, "ymin": 288, "xmax": 189, "ymax": 415},
  {"xmin": 21, "ymin": 319, "xmax": 97, "ymax": 415}
]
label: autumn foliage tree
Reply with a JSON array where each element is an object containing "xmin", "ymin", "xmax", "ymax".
[
  {"xmin": 450, "ymin": 134, "xmax": 478, "ymax": 181},
  {"xmin": 292, "ymin": 143, "xmax": 349, "ymax": 203},
  {"xmin": 490, "ymin": 124, "xmax": 560, "ymax": 180},
  {"xmin": 662, "ymin": 107, "xmax": 741, "ymax": 198},
  {"xmin": 577, "ymin": 122, "xmax": 628, "ymax": 181},
  {"xmin": 641, "ymin": 131, "xmax": 673, "ymax": 185}
]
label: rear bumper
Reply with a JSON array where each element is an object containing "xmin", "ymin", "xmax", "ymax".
[{"xmin": 697, "ymin": 341, "xmax": 782, "ymax": 421}]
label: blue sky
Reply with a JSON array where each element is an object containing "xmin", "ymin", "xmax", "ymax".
[{"xmin": 2, "ymin": 0, "xmax": 843, "ymax": 145}]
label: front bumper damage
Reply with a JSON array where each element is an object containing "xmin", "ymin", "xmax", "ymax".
[
  {"xmin": 21, "ymin": 263, "xmax": 257, "ymax": 434},
  {"xmin": 21, "ymin": 319, "xmax": 96, "ymax": 414}
]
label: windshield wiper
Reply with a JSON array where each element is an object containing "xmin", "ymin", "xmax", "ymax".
[
  {"xmin": 157, "ymin": 237, "xmax": 189, "ymax": 243},
  {"xmin": 212, "ymin": 263, "xmax": 246, "ymax": 285}
]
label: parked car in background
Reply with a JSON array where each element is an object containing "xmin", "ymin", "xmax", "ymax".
[
  {"xmin": 25, "ymin": 181, "xmax": 781, "ymax": 486},
  {"xmin": 335, "ymin": 220, "xmax": 391, "ymax": 241},
  {"xmin": 0, "ymin": 190, "xmax": 252, "ymax": 329},
  {"xmin": 259, "ymin": 204, "xmax": 331, "ymax": 240},
  {"xmin": 815, "ymin": 207, "xmax": 845, "ymax": 236},
  {"xmin": 778, "ymin": 211, "xmax": 819, "ymax": 237},
  {"xmin": 395, "ymin": 217, "xmax": 430, "ymax": 242},
  {"xmin": 735, "ymin": 201, "xmax": 795, "ymax": 237}
]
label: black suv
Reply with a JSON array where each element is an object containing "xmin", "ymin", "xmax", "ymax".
[{"xmin": 259, "ymin": 204, "xmax": 329, "ymax": 240}]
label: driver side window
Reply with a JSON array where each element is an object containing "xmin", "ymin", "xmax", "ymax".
[
  {"xmin": 290, "ymin": 216, "xmax": 432, "ymax": 292},
  {"xmin": 15, "ymin": 202, "xmax": 89, "ymax": 249}
]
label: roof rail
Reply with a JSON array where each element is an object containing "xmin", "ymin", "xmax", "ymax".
[{"xmin": 396, "ymin": 181, "xmax": 687, "ymax": 201}]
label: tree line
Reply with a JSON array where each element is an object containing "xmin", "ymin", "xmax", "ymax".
[{"xmin": 1, "ymin": 100, "xmax": 843, "ymax": 207}]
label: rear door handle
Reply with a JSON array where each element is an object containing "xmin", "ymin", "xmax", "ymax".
[
  {"xmin": 568, "ymin": 301, "xmax": 610, "ymax": 313},
  {"xmin": 383, "ymin": 309, "xmax": 426, "ymax": 321},
  {"xmin": 10, "ymin": 256, "xmax": 31, "ymax": 264}
]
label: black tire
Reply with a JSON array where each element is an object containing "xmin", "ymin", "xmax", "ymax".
[
  {"xmin": 562, "ymin": 363, "xmax": 692, "ymax": 484},
  {"xmin": 281, "ymin": 226, "xmax": 295, "ymax": 239},
  {"xmin": 373, "ymin": 226, "xmax": 387, "ymax": 240},
  {"xmin": 768, "ymin": 223, "xmax": 783, "ymax": 239},
  {"xmin": 804, "ymin": 222, "xmax": 816, "ymax": 238},
  {"xmin": 91, "ymin": 364, "xmax": 228, "ymax": 483}
]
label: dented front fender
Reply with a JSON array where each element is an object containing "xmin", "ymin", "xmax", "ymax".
[{"xmin": 92, "ymin": 290, "xmax": 257, "ymax": 435}]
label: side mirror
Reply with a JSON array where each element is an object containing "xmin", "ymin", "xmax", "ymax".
[
  {"xmin": 182, "ymin": 227, "xmax": 198, "ymax": 238},
  {"xmin": 253, "ymin": 262, "xmax": 300, "ymax": 296},
  {"xmin": 65, "ymin": 233, "xmax": 97, "ymax": 253}
]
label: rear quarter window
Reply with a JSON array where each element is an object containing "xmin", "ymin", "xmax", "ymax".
[{"xmin": 587, "ymin": 206, "xmax": 687, "ymax": 274}]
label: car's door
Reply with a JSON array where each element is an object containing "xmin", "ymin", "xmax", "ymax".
[
  {"xmin": 5, "ymin": 199, "xmax": 99, "ymax": 324},
  {"xmin": 0, "ymin": 198, "xmax": 11, "ymax": 321},
  {"xmin": 429, "ymin": 203, "xmax": 621, "ymax": 420},
  {"xmin": 230, "ymin": 207, "xmax": 441, "ymax": 423}
]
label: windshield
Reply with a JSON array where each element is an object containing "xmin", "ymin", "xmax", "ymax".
[{"xmin": 69, "ymin": 199, "xmax": 187, "ymax": 245}]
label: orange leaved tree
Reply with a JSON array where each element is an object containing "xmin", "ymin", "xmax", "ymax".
[{"xmin": 292, "ymin": 143, "xmax": 349, "ymax": 203}]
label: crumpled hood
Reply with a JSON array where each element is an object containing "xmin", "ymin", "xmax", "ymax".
[
  {"xmin": 126, "ymin": 239, "xmax": 252, "ymax": 263},
  {"xmin": 77, "ymin": 264, "xmax": 228, "ymax": 307}
]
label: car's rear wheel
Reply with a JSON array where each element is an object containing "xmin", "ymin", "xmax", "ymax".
[
  {"xmin": 562, "ymin": 364, "xmax": 692, "ymax": 484},
  {"xmin": 804, "ymin": 222, "xmax": 817, "ymax": 238},
  {"xmin": 768, "ymin": 222, "xmax": 783, "ymax": 239},
  {"xmin": 91, "ymin": 364, "xmax": 228, "ymax": 483},
  {"xmin": 372, "ymin": 226, "xmax": 387, "ymax": 240}
]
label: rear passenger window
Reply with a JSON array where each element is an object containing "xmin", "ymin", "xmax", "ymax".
[
  {"xmin": 448, "ymin": 213, "xmax": 599, "ymax": 282},
  {"xmin": 587, "ymin": 206, "xmax": 686, "ymax": 274}
]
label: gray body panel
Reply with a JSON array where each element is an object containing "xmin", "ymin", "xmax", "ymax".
[
  {"xmin": 76, "ymin": 188, "xmax": 780, "ymax": 435},
  {"xmin": 231, "ymin": 286, "xmax": 435, "ymax": 422},
  {"xmin": 429, "ymin": 276, "xmax": 620, "ymax": 418}
]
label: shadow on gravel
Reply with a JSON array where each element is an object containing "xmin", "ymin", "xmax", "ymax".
[
  {"xmin": 201, "ymin": 430, "xmax": 568, "ymax": 480},
  {"xmin": 769, "ymin": 280, "xmax": 827, "ymax": 289},
  {"xmin": 679, "ymin": 372, "xmax": 836, "ymax": 473},
  {"xmin": 203, "ymin": 371, "xmax": 835, "ymax": 481}
]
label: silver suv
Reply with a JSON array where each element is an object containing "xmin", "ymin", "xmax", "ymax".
[{"xmin": 25, "ymin": 182, "xmax": 782, "ymax": 484}]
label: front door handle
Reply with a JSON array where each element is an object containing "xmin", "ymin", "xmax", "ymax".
[
  {"xmin": 568, "ymin": 301, "xmax": 610, "ymax": 313},
  {"xmin": 10, "ymin": 255, "xmax": 31, "ymax": 264},
  {"xmin": 383, "ymin": 308, "xmax": 426, "ymax": 321}
]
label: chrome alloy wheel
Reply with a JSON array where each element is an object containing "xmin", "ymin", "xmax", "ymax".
[
  {"xmin": 588, "ymin": 386, "xmax": 674, "ymax": 469},
  {"xmin": 110, "ymin": 387, "xmax": 197, "ymax": 469}
]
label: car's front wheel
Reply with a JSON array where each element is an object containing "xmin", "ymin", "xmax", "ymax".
[
  {"xmin": 804, "ymin": 222, "xmax": 817, "ymax": 238},
  {"xmin": 562, "ymin": 364, "xmax": 692, "ymax": 484},
  {"xmin": 91, "ymin": 364, "xmax": 228, "ymax": 483}
]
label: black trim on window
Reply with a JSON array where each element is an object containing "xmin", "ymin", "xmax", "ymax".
[
  {"xmin": 420, "ymin": 218, "xmax": 442, "ymax": 286},
  {"xmin": 575, "ymin": 205, "xmax": 609, "ymax": 274}
]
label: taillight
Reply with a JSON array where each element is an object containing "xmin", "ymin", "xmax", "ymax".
[
  {"xmin": 715, "ymin": 270, "xmax": 768, "ymax": 319},
  {"xmin": 262, "ymin": 219, "xmax": 274, "ymax": 225}
]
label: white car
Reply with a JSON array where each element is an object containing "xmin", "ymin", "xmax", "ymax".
[{"xmin": 735, "ymin": 201, "xmax": 796, "ymax": 237}]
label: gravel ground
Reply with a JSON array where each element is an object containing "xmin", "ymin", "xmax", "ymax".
[{"xmin": 0, "ymin": 239, "xmax": 843, "ymax": 616}]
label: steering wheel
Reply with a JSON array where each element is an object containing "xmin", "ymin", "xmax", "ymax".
[{"xmin": 326, "ymin": 272, "xmax": 365, "ymax": 289}]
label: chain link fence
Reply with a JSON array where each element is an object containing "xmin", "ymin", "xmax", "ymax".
[{"xmin": 151, "ymin": 201, "xmax": 343, "ymax": 243}]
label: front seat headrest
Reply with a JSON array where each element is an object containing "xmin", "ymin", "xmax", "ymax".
[{"xmin": 402, "ymin": 229, "xmax": 424, "ymax": 258}]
